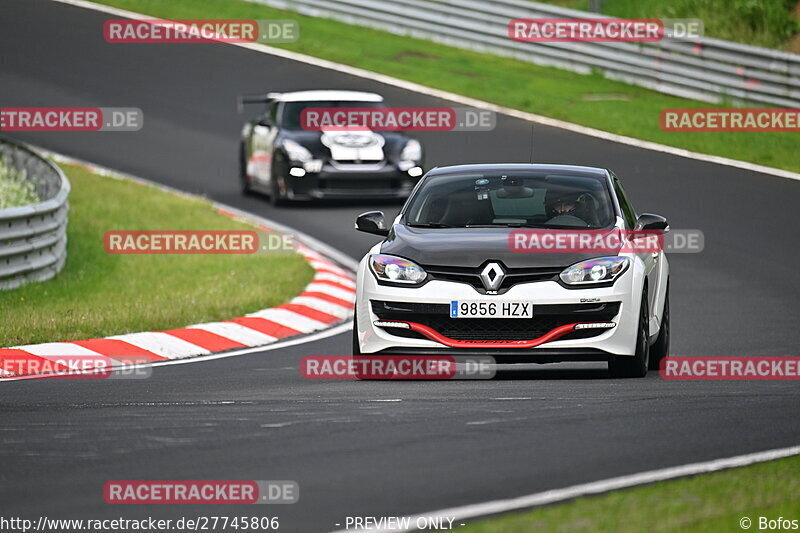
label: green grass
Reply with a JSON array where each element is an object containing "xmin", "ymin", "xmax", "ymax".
[
  {"xmin": 536, "ymin": 0, "xmax": 586, "ymax": 9},
  {"xmin": 93, "ymin": 0, "xmax": 799, "ymax": 173},
  {"xmin": 462, "ymin": 454, "xmax": 800, "ymax": 532},
  {"xmin": 0, "ymin": 163, "xmax": 314, "ymax": 346},
  {"xmin": 541, "ymin": 0, "xmax": 800, "ymax": 51}
]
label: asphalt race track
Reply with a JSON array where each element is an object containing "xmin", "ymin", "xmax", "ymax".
[{"xmin": 1, "ymin": 1, "xmax": 799, "ymax": 531}]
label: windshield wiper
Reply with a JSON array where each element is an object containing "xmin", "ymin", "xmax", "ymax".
[
  {"xmin": 465, "ymin": 223, "xmax": 546, "ymax": 228},
  {"xmin": 406, "ymin": 222, "xmax": 457, "ymax": 228}
]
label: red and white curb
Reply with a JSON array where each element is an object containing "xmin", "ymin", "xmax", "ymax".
[{"xmin": 0, "ymin": 151, "xmax": 357, "ymax": 379}]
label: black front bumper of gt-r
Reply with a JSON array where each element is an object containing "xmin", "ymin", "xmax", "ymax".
[{"xmin": 284, "ymin": 164, "xmax": 419, "ymax": 200}]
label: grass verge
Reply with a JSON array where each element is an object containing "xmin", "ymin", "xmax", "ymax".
[
  {"xmin": 537, "ymin": 0, "xmax": 800, "ymax": 51},
  {"xmin": 0, "ymin": 162, "xmax": 314, "ymax": 347},
  {"xmin": 93, "ymin": 0, "xmax": 800, "ymax": 173},
  {"xmin": 461, "ymin": 454, "xmax": 800, "ymax": 532}
]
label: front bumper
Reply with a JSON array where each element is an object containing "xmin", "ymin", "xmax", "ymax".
[
  {"xmin": 356, "ymin": 261, "xmax": 641, "ymax": 358},
  {"xmin": 285, "ymin": 162, "xmax": 420, "ymax": 200}
]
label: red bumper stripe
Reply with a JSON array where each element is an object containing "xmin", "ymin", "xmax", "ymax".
[{"xmin": 393, "ymin": 322, "xmax": 583, "ymax": 349}]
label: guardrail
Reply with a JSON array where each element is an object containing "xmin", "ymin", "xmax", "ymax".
[
  {"xmin": 256, "ymin": 0, "xmax": 800, "ymax": 107},
  {"xmin": 0, "ymin": 138, "xmax": 70, "ymax": 290}
]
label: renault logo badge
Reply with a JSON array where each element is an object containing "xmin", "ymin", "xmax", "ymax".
[{"xmin": 480, "ymin": 262, "xmax": 505, "ymax": 291}]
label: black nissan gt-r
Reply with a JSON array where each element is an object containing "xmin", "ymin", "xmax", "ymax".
[{"xmin": 239, "ymin": 90, "xmax": 425, "ymax": 205}]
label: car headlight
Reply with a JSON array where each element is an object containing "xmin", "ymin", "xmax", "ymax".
[
  {"xmin": 370, "ymin": 254, "xmax": 427, "ymax": 285},
  {"xmin": 560, "ymin": 257, "xmax": 629, "ymax": 286},
  {"xmin": 281, "ymin": 139, "xmax": 313, "ymax": 162},
  {"xmin": 400, "ymin": 139, "xmax": 422, "ymax": 161}
]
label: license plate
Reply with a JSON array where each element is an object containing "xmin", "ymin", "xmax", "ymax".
[{"xmin": 450, "ymin": 301, "xmax": 533, "ymax": 319}]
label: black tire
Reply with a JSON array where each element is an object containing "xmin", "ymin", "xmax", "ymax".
[
  {"xmin": 239, "ymin": 142, "xmax": 253, "ymax": 195},
  {"xmin": 609, "ymin": 289, "xmax": 650, "ymax": 378},
  {"xmin": 269, "ymin": 153, "xmax": 287, "ymax": 207},
  {"xmin": 353, "ymin": 307, "xmax": 371, "ymax": 380},
  {"xmin": 648, "ymin": 282, "xmax": 670, "ymax": 370},
  {"xmin": 352, "ymin": 306, "xmax": 362, "ymax": 356}
]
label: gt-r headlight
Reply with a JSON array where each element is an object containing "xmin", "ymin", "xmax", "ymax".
[
  {"xmin": 370, "ymin": 254, "xmax": 427, "ymax": 285},
  {"xmin": 281, "ymin": 139, "xmax": 313, "ymax": 162},
  {"xmin": 400, "ymin": 139, "xmax": 422, "ymax": 162},
  {"xmin": 560, "ymin": 257, "xmax": 629, "ymax": 286}
]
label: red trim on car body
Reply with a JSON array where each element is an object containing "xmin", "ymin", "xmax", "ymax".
[{"xmin": 380, "ymin": 321, "xmax": 595, "ymax": 348}]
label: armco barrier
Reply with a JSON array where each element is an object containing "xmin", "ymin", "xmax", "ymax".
[
  {"xmin": 0, "ymin": 138, "xmax": 70, "ymax": 290},
  {"xmin": 255, "ymin": 0, "xmax": 800, "ymax": 107}
]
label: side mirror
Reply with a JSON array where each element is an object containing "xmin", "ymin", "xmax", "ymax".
[
  {"xmin": 355, "ymin": 211, "xmax": 389, "ymax": 236},
  {"xmin": 256, "ymin": 116, "xmax": 272, "ymax": 127},
  {"xmin": 635, "ymin": 213, "xmax": 669, "ymax": 231}
]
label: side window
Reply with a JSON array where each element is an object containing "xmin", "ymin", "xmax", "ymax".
[{"xmin": 613, "ymin": 178, "xmax": 637, "ymax": 229}]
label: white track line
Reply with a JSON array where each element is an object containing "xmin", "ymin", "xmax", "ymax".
[
  {"xmin": 50, "ymin": 0, "xmax": 800, "ymax": 183},
  {"xmin": 304, "ymin": 282, "xmax": 357, "ymax": 301},
  {"xmin": 108, "ymin": 332, "xmax": 210, "ymax": 359},
  {"xmin": 184, "ymin": 322, "xmax": 278, "ymax": 346},
  {"xmin": 247, "ymin": 308, "xmax": 330, "ymax": 333},
  {"xmin": 309, "ymin": 260, "xmax": 349, "ymax": 276},
  {"xmin": 291, "ymin": 296, "xmax": 352, "ymax": 318},
  {"xmin": 314, "ymin": 272, "xmax": 357, "ymax": 288},
  {"xmin": 13, "ymin": 342, "xmax": 100, "ymax": 356},
  {"xmin": 328, "ymin": 444, "xmax": 800, "ymax": 532},
  {"xmin": 12, "ymin": 342, "xmax": 121, "ymax": 369}
]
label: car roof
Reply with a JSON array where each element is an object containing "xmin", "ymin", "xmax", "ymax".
[
  {"xmin": 425, "ymin": 163, "xmax": 609, "ymax": 177},
  {"xmin": 272, "ymin": 90, "xmax": 384, "ymax": 102}
]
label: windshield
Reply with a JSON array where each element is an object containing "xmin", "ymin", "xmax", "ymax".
[
  {"xmin": 404, "ymin": 172, "xmax": 616, "ymax": 228},
  {"xmin": 280, "ymin": 100, "xmax": 386, "ymax": 130}
]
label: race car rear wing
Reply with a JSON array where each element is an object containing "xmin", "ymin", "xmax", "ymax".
[{"xmin": 237, "ymin": 92, "xmax": 281, "ymax": 112}]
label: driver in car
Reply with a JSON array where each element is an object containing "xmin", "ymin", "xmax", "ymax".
[
  {"xmin": 546, "ymin": 191, "xmax": 593, "ymax": 226},
  {"xmin": 552, "ymin": 191, "xmax": 585, "ymax": 214}
]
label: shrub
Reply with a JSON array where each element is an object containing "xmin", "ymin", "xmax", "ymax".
[{"xmin": 0, "ymin": 157, "xmax": 40, "ymax": 208}]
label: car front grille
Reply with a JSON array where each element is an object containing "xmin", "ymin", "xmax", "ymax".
[
  {"xmin": 371, "ymin": 300, "xmax": 621, "ymax": 341},
  {"xmin": 319, "ymin": 178, "xmax": 400, "ymax": 190},
  {"xmin": 422, "ymin": 264, "xmax": 563, "ymax": 294}
]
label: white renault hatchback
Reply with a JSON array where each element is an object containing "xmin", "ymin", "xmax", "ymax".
[{"xmin": 353, "ymin": 164, "xmax": 670, "ymax": 378}]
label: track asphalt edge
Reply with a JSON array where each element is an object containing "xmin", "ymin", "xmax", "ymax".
[{"xmin": 329, "ymin": 444, "xmax": 800, "ymax": 532}]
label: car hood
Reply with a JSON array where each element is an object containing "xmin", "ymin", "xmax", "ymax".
[
  {"xmin": 380, "ymin": 225, "xmax": 619, "ymax": 268},
  {"xmin": 282, "ymin": 130, "xmax": 410, "ymax": 151}
]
